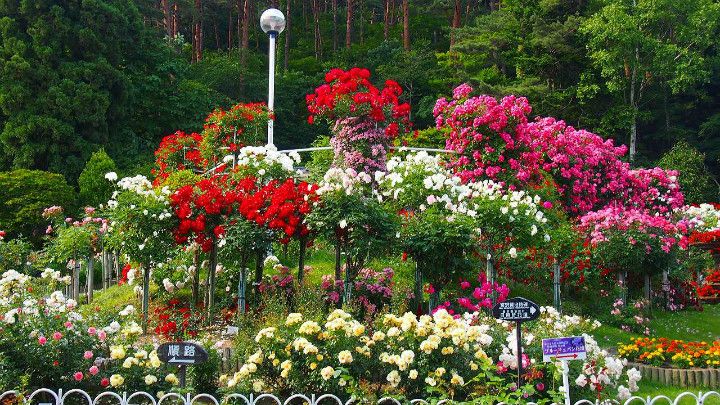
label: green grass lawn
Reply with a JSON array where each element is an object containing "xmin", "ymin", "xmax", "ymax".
[
  {"xmin": 631, "ymin": 380, "xmax": 720, "ymax": 404},
  {"xmin": 591, "ymin": 304, "xmax": 720, "ymax": 349}
]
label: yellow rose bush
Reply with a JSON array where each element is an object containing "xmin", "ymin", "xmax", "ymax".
[{"xmin": 222, "ymin": 309, "xmax": 556, "ymax": 402}]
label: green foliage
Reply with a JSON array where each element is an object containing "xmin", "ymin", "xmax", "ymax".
[
  {"xmin": 657, "ymin": 140, "xmax": 717, "ymax": 204},
  {"xmin": 0, "ymin": 237, "xmax": 32, "ymax": 272},
  {"xmin": 305, "ymin": 136, "xmax": 333, "ymax": 182},
  {"xmin": 0, "ymin": 0, "xmax": 226, "ymax": 181},
  {"xmin": 79, "ymin": 150, "xmax": 118, "ymax": 208},
  {"xmin": 308, "ymin": 189, "xmax": 398, "ymax": 282},
  {"xmin": 160, "ymin": 169, "xmax": 202, "ymax": 191},
  {"xmin": 401, "ymin": 206, "xmax": 477, "ymax": 289},
  {"xmin": 0, "ymin": 170, "xmax": 75, "ymax": 244},
  {"xmin": 189, "ymin": 341, "xmax": 221, "ymax": 395}
]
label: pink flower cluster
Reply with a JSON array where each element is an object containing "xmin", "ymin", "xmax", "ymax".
[
  {"xmin": 434, "ymin": 85, "xmax": 685, "ymax": 215},
  {"xmin": 331, "ymin": 117, "xmax": 391, "ymax": 173},
  {"xmin": 578, "ymin": 206, "xmax": 690, "ymax": 253},
  {"xmin": 434, "ymin": 273, "xmax": 510, "ymax": 314},
  {"xmin": 434, "ymin": 92, "xmax": 533, "ymax": 184}
]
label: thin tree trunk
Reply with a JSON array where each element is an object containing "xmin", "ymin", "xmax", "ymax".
[
  {"xmin": 87, "ymin": 256, "xmax": 94, "ymax": 303},
  {"xmin": 334, "ymin": 240, "xmax": 342, "ymax": 308},
  {"xmin": 214, "ymin": 20, "xmax": 220, "ymax": 49},
  {"xmin": 313, "ymin": 0, "xmax": 322, "ymax": 59},
  {"xmin": 237, "ymin": 0, "xmax": 242, "ymax": 48},
  {"xmin": 161, "ymin": 0, "xmax": 173, "ymax": 37},
  {"xmin": 172, "ymin": 2, "xmax": 178, "ymax": 37},
  {"xmin": 384, "ymin": 0, "xmax": 390, "ymax": 40},
  {"xmin": 192, "ymin": 249, "xmax": 200, "ymax": 306},
  {"xmin": 228, "ymin": 4, "xmax": 233, "ymax": 50},
  {"xmin": 359, "ymin": 0, "xmax": 364, "ymax": 44},
  {"xmin": 303, "ymin": 0, "xmax": 308, "ymax": 26},
  {"xmin": 207, "ymin": 239, "xmax": 217, "ymax": 323},
  {"xmin": 254, "ymin": 249, "xmax": 265, "ymax": 305},
  {"xmin": 346, "ymin": 0, "xmax": 353, "ymax": 48},
  {"xmin": 298, "ymin": 237, "xmax": 307, "ymax": 284},
  {"xmin": 402, "ymin": 0, "xmax": 409, "ymax": 50},
  {"xmin": 450, "ymin": 0, "xmax": 461, "ymax": 46},
  {"xmin": 284, "ymin": 0, "xmax": 291, "ymax": 70},
  {"xmin": 241, "ymin": 0, "xmax": 251, "ymax": 65},
  {"xmin": 192, "ymin": 0, "xmax": 204, "ymax": 63},
  {"xmin": 142, "ymin": 266, "xmax": 150, "ymax": 333},
  {"xmin": 629, "ymin": 49, "xmax": 638, "ymax": 163},
  {"xmin": 332, "ymin": 0, "xmax": 338, "ymax": 51}
]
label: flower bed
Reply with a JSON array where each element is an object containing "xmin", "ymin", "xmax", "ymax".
[
  {"xmin": 220, "ymin": 308, "xmax": 640, "ymax": 402},
  {"xmin": 618, "ymin": 337, "xmax": 720, "ymax": 369}
]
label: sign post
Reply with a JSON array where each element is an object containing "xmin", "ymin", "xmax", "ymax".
[
  {"xmin": 492, "ymin": 297, "xmax": 540, "ymax": 389},
  {"xmin": 157, "ymin": 342, "xmax": 209, "ymax": 387},
  {"xmin": 542, "ymin": 336, "xmax": 587, "ymax": 405}
]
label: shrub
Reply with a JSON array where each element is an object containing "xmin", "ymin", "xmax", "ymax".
[
  {"xmin": 78, "ymin": 149, "xmax": 118, "ymax": 208},
  {"xmin": 0, "ymin": 170, "xmax": 76, "ymax": 245},
  {"xmin": 657, "ymin": 140, "xmax": 717, "ymax": 204}
]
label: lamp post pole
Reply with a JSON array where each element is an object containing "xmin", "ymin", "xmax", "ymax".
[
  {"xmin": 267, "ymin": 32, "xmax": 276, "ymax": 146},
  {"xmin": 260, "ymin": 8, "xmax": 286, "ymax": 147}
]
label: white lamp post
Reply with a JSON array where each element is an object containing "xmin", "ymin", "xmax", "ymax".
[{"xmin": 260, "ymin": 8, "xmax": 286, "ymax": 147}]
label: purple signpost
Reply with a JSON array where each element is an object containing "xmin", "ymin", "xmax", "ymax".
[{"xmin": 542, "ymin": 336, "xmax": 587, "ymax": 405}]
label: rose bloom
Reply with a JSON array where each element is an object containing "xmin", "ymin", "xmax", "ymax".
[
  {"xmin": 52, "ymin": 332, "xmax": 62, "ymax": 340},
  {"xmin": 87, "ymin": 327, "xmax": 97, "ymax": 335},
  {"xmin": 38, "ymin": 336, "xmax": 47, "ymax": 345},
  {"xmin": 84, "ymin": 351, "xmax": 93, "ymax": 360},
  {"xmin": 89, "ymin": 366, "xmax": 99, "ymax": 376},
  {"xmin": 73, "ymin": 372, "xmax": 83, "ymax": 381}
]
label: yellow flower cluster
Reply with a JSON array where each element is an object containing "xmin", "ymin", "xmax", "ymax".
[{"xmin": 222, "ymin": 309, "xmax": 494, "ymax": 395}]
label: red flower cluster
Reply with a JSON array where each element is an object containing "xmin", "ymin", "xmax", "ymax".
[
  {"xmin": 152, "ymin": 131, "xmax": 205, "ymax": 185},
  {"xmin": 171, "ymin": 176, "xmax": 257, "ymax": 251},
  {"xmin": 306, "ymin": 67, "xmax": 411, "ymax": 135},
  {"xmin": 201, "ymin": 102, "xmax": 271, "ymax": 163},
  {"xmin": 118, "ymin": 264, "xmax": 132, "ymax": 285},
  {"xmin": 689, "ymin": 229, "xmax": 720, "ymax": 245},
  {"xmin": 170, "ymin": 176, "xmax": 318, "ymax": 250},
  {"xmin": 154, "ymin": 298, "xmax": 201, "ymax": 341},
  {"xmin": 697, "ymin": 270, "xmax": 720, "ymax": 298},
  {"xmin": 238, "ymin": 178, "xmax": 319, "ymax": 244}
]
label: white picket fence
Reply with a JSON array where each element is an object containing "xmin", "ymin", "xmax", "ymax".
[{"xmin": 1, "ymin": 389, "xmax": 719, "ymax": 405}]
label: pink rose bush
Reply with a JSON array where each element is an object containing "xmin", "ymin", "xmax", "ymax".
[
  {"xmin": 434, "ymin": 84, "xmax": 684, "ymax": 216},
  {"xmin": 577, "ymin": 206, "xmax": 690, "ymax": 274}
]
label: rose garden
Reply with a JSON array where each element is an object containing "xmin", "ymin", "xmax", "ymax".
[{"xmin": 2, "ymin": 66, "xmax": 720, "ymax": 404}]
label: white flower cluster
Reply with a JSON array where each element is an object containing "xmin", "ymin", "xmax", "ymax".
[
  {"xmin": 229, "ymin": 145, "xmax": 301, "ymax": 176},
  {"xmin": 374, "ymin": 152, "xmax": 551, "ymax": 256},
  {"xmin": 575, "ymin": 334, "xmax": 641, "ymax": 400},
  {"xmin": 162, "ymin": 278, "xmax": 186, "ymax": 293},
  {"xmin": 316, "ymin": 167, "xmax": 373, "ymax": 196},
  {"xmin": 681, "ymin": 203, "xmax": 720, "ymax": 232},
  {"xmin": 41, "ymin": 268, "xmax": 71, "ymax": 285},
  {"xmin": 0, "ymin": 270, "xmax": 30, "ymax": 306}
]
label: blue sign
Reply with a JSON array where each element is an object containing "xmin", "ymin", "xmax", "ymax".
[{"xmin": 542, "ymin": 336, "xmax": 587, "ymax": 362}]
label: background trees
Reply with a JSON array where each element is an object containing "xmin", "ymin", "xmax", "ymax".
[{"xmin": 0, "ymin": 0, "xmax": 719, "ymax": 200}]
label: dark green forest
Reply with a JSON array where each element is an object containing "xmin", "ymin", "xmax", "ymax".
[{"xmin": 1, "ymin": 0, "xmax": 720, "ymax": 185}]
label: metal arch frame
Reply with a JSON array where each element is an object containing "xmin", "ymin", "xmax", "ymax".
[
  {"xmin": 202, "ymin": 146, "xmax": 457, "ymax": 177},
  {"xmin": 2, "ymin": 388, "xmax": 719, "ymax": 405}
]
